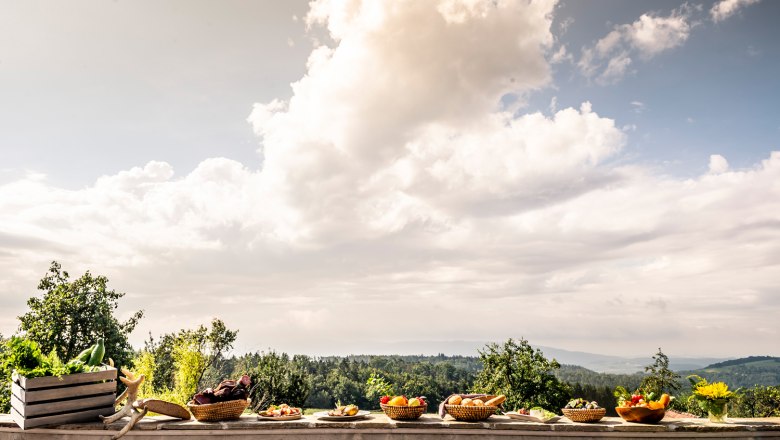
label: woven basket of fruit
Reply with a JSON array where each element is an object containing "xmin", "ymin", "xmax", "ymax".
[
  {"xmin": 562, "ymin": 398, "xmax": 605, "ymax": 423},
  {"xmin": 188, "ymin": 398, "xmax": 249, "ymax": 422},
  {"xmin": 445, "ymin": 404, "xmax": 497, "ymax": 421},
  {"xmin": 562, "ymin": 408, "xmax": 606, "ymax": 423},
  {"xmin": 380, "ymin": 403, "xmax": 427, "ymax": 420}
]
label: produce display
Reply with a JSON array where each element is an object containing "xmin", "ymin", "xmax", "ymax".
[
  {"xmin": 4, "ymin": 336, "xmax": 108, "ymax": 378},
  {"xmin": 529, "ymin": 407, "xmax": 558, "ymax": 422},
  {"xmin": 380, "ymin": 395, "xmax": 426, "ymax": 407},
  {"xmin": 191, "ymin": 375, "xmax": 251, "ymax": 405},
  {"xmin": 614, "ymin": 387, "xmax": 671, "ymax": 410},
  {"xmin": 562, "ymin": 398, "xmax": 606, "ymax": 423},
  {"xmin": 380, "ymin": 395, "xmax": 427, "ymax": 420},
  {"xmin": 614, "ymin": 387, "xmax": 672, "ymax": 424},
  {"xmin": 447, "ymin": 394, "xmax": 505, "ymax": 407},
  {"xmin": 260, "ymin": 403, "xmax": 302, "ymax": 417},
  {"xmin": 564, "ymin": 398, "xmax": 601, "ymax": 410}
]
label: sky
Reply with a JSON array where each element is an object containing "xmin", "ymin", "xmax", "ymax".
[{"xmin": 1, "ymin": 0, "xmax": 778, "ymax": 359}]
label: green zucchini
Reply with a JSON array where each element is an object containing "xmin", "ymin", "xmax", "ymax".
[{"xmin": 88, "ymin": 338, "xmax": 105, "ymax": 366}]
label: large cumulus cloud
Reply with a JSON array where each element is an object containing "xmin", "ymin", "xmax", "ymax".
[{"xmin": 0, "ymin": 0, "xmax": 778, "ymax": 357}]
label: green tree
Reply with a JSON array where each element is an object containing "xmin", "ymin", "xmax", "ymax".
[
  {"xmin": 17, "ymin": 261, "xmax": 143, "ymax": 371},
  {"xmin": 472, "ymin": 338, "xmax": 571, "ymax": 412},
  {"xmin": 732, "ymin": 385, "xmax": 780, "ymax": 418},
  {"xmin": 365, "ymin": 372, "xmax": 395, "ymax": 402},
  {"xmin": 640, "ymin": 348, "xmax": 681, "ymax": 396},
  {"xmin": 130, "ymin": 319, "xmax": 238, "ymax": 405},
  {"xmin": 246, "ymin": 351, "xmax": 311, "ymax": 411},
  {"xmin": 144, "ymin": 318, "xmax": 237, "ymax": 392}
]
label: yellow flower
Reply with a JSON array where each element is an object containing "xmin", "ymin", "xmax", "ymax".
[{"xmin": 694, "ymin": 382, "xmax": 734, "ymax": 400}]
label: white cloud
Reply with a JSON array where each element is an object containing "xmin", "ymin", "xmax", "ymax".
[
  {"xmin": 579, "ymin": 7, "xmax": 691, "ymax": 83},
  {"xmin": 709, "ymin": 154, "xmax": 729, "ymax": 173},
  {"xmin": 550, "ymin": 45, "xmax": 573, "ymax": 64},
  {"xmin": 711, "ymin": 0, "xmax": 760, "ymax": 22},
  {"xmin": 627, "ymin": 12, "xmax": 690, "ymax": 56},
  {"xmin": 1, "ymin": 0, "xmax": 779, "ymax": 357}
]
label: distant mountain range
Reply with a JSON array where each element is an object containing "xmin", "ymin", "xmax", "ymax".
[
  {"xmin": 333, "ymin": 340, "xmax": 779, "ymax": 388},
  {"xmin": 347, "ymin": 340, "xmax": 730, "ymax": 374},
  {"xmin": 536, "ymin": 345, "xmax": 728, "ymax": 374}
]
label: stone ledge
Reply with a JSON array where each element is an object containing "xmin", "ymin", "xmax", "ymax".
[{"xmin": 1, "ymin": 413, "xmax": 779, "ymax": 439}]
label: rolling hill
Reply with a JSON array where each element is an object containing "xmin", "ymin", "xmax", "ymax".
[{"xmin": 682, "ymin": 356, "xmax": 780, "ymax": 389}]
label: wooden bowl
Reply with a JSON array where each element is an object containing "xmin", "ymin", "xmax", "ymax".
[{"xmin": 615, "ymin": 406, "xmax": 665, "ymax": 424}]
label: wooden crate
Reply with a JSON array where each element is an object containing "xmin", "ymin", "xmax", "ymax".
[{"xmin": 10, "ymin": 366, "xmax": 117, "ymax": 429}]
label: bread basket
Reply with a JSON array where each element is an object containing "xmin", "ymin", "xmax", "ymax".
[{"xmin": 445, "ymin": 404, "xmax": 498, "ymax": 421}]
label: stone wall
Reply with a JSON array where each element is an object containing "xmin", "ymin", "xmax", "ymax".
[{"xmin": 1, "ymin": 414, "xmax": 779, "ymax": 439}]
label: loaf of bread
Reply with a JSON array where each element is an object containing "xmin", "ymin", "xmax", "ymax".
[
  {"xmin": 460, "ymin": 398, "xmax": 474, "ymax": 406},
  {"xmin": 448, "ymin": 395, "xmax": 463, "ymax": 405},
  {"xmin": 473, "ymin": 399, "xmax": 485, "ymax": 406},
  {"xmin": 485, "ymin": 395, "xmax": 506, "ymax": 406}
]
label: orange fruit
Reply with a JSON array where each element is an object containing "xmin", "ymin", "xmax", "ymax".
[
  {"xmin": 388, "ymin": 396, "xmax": 407, "ymax": 406},
  {"xmin": 647, "ymin": 401, "xmax": 664, "ymax": 410}
]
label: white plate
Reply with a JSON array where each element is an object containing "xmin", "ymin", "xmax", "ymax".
[
  {"xmin": 257, "ymin": 412, "xmax": 303, "ymax": 421},
  {"xmin": 505, "ymin": 412, "xmax": 560, "ymax": 423},
  {"xmin": 313, "ymin": 410, "xmax": 371, "ymax": 421}
]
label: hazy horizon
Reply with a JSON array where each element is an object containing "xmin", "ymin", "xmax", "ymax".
[{"xmin": 1, "ymin": 0, "xmax": 779, "ymax": 360}]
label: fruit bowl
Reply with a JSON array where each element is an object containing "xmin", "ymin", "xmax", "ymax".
[
  {"xmin": 615, "ymin": 406, "xmax": 665, "ymax": 424},
  {"xmin": 380, "ymin": 403, "xmax": 426, "ymax": 420},
  {"xmin": 561, "ymin": 407, "xmax": 606, "ymax": 423},
  {"xmin": 444, "ymin": 404, "xmax": 498, "ymax": 421}
]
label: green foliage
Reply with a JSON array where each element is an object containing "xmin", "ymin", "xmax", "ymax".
[
  {"xmin": 18, "ymin": 261, "xmax": 143, "ymax": 370},
  {"xmin": 471, "ymin": 338, "xmax": 571, "ymax": 412},
  {"xmin": 132, "ymin": 319, "xmax": 238, "ymax": 406},
  {"xmin": 144, "ymin": 318, "xmax": 238, "ymax": 393},
  {"xmin": 132, "ymin": 350, "xmax": 157, "ymax": 398},
  {"xmin": 171, "ymin": 338, "xmax": 208, "ymax": 404},
  {"xmin": 1, "ymin": 337, "xmax": 85, "ymax": 378},
  {"xmin": 640, "ymin": 348, "xmax": 681, "ymax": 395},
  {"xmin": 0, "ymin": 334, "xmax": 10, "ymax": 413},
  {"xmin": 731, "ymin": 385, "xmax": 780, "ymax": 418},
  {"xmin": 365, "ymin": 372, "xmax": 395, "ymax": 401},
  {"xmin": 246, "ymin": 351, "xmax": 311, "ymax": 411}
]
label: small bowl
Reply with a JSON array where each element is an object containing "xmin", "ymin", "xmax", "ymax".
[{"xmin": 615, "ymin": 406, "xmax": 665, "ymax": 424}]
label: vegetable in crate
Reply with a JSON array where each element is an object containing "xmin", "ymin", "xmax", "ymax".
[
  {"xmin": 3, "ymin": 336, "xmax": 109, "ymax": 378},
  {"xmin": 191, "ymin": 374, "xmax": 251, "ymax": 405},
  {"xmin": 88, "ymin": 338, "xmax": 106, "ymax": 366}
]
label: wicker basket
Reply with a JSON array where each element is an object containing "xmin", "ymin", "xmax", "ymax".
[
  {"xmin": 562, "ymin": 407, "xmax": 606, "ymax": 423},
  {"xmin": 380, "ymin": 403, "xmax": 426, "ymax": 420},
  {"xmin": 445, "ymin": 404, "xmax": 498, "ymax": 422},
  {"xmin": 187, "ymin": 399, "xmax": 249, "ymax": 422}
]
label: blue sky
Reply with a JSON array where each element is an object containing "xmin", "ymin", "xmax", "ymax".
[
  {"xmin": 1, "ymin": 0, "xmax": 778, "ymax": 358},
  {"xmin": 543, "ymin": 0, "xmax": 780, "ymax": 173}
]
